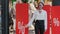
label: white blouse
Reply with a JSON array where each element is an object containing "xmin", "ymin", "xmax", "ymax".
[{"xmin": 27, "ymin": 9, "xmax": 47, "ymax": 31}]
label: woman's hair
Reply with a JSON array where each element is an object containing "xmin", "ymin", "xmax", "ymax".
[{"xmin": 38, "ymin": 2, "xmax": 44, "ymax": 6}]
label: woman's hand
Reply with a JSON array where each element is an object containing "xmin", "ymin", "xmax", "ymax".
[{"xmin": 25, "ymin": 24, "xmax": 28, "ymax": 28}]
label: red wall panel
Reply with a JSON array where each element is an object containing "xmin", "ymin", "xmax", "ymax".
[
  {"xmin": 51, "ymin": 6, "xmax": 60, "ymax": 34},
  {"xmin": 16, "ymin": 3, "xmax": 29, "ymax": 34},
  {"xmin": 43, "ymin": 5, "xmax": 51, "ymax": 34}
]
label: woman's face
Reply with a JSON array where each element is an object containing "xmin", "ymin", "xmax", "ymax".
[{"xmin": 38, "ymin": 3, "xmax": 43, "ymax": 10}]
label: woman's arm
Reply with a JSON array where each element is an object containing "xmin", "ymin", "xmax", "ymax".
[
  {"xmin": 25, "ymin": 11, "xmax": 36, "ymax": 27},
  {"xmin": 44, "ymin": 11, "xmax": 47, "ymax": 32}
]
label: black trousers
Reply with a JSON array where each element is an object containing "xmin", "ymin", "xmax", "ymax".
[{"xmin": 35, "ymin": 20, "xmax": 45, "ymax": 34}]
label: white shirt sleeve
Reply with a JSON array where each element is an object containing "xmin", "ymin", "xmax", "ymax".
[
  {"xmin": 44, "ymin": 11, "xmax": 47, "ymax": 31},
  {"xmin": 27, "ymin": 11, "xmax": 36, "ymax": 27}
]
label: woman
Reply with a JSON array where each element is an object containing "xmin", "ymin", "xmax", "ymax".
[{"xmin": 25, "ymin": 2, "xmax": 47, "ymax": 34}]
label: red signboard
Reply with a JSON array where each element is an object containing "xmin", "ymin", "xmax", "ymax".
[
  {"xmin": 51, "ymin": 6, "xmax": 60, "ymax": 34},
  {"xmin": 43, "ymin": 5, "xmax": 51, "ymax": 34},
  {"xmin": 16, "ymin": 3, "xmax": 29, "ymax": 34}
]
